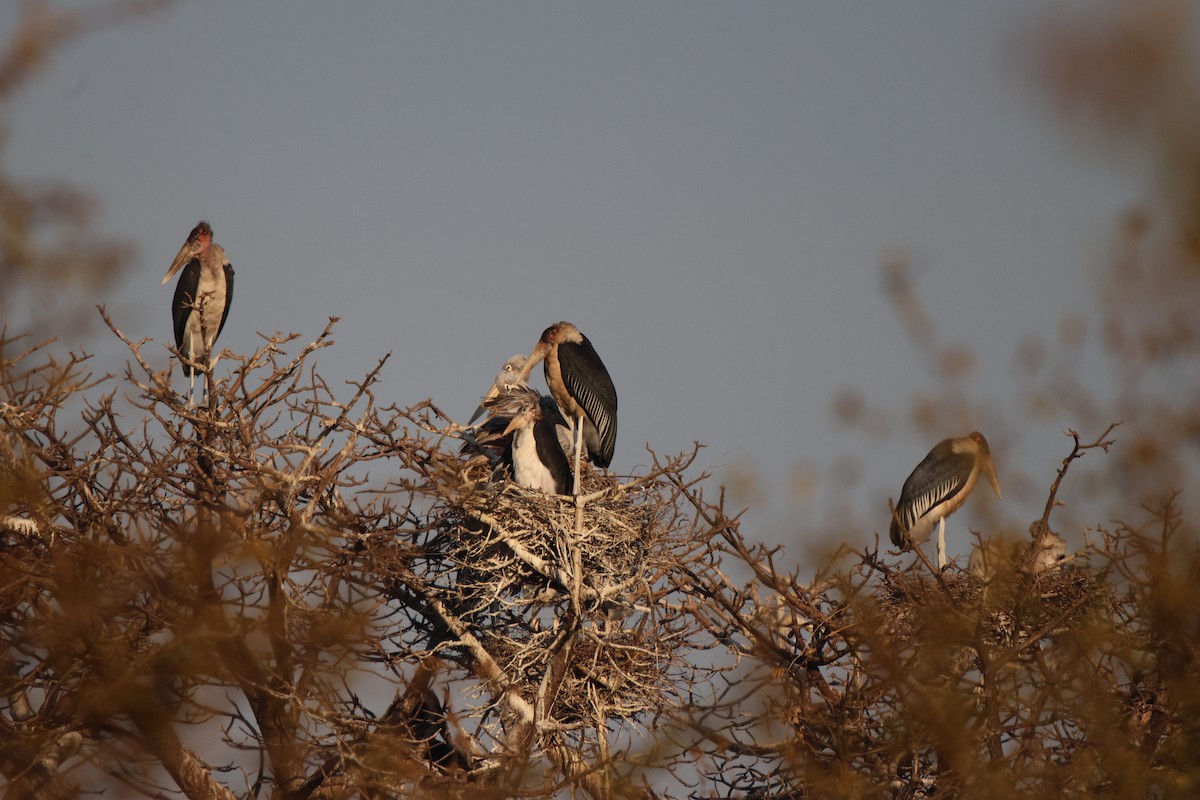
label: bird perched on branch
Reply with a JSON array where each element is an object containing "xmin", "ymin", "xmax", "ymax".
[
  {"xmin": 890, "ymin": 431, "xmax": 1001, "ymax": 569},
  {"xmin": 473, "ymin": 322, "xmax": 616, "ymax": 496},
  {"xmin": 161, "ymin": 221, "xmax": 234, "ymax": 406}
]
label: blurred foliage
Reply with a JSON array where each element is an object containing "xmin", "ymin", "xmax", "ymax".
[
  {"xmin": 3, "ymin": 1, "xmax": 1200, "ymax": 799},
  {"xmin": 1029, "ymin": 0, "xmax": 1200, "ymax": 510},
  {"xmin": 0, "ymin": 1, "xmax": 170, "ymax": 338}
]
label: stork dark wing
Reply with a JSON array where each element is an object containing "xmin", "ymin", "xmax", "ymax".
[
  {"xmin": 538, "ymin": 394, "xmax": 569, "ymax": 429},
  {"xmin": 216, "ymin": 262, "xmax": 235, "ymax": 339},
  {"xmin": 894, "ymin": 442, "xmax": 974, "ymax": 533},
  {"xmin": 557, "ymin": 337, "xmax": 617, "ymax": 467},
  {"xmin": 534, "ymin": 416, "xmax": 573, "ymax": 495},
  {"xmin": 171, "ymin": 259, "xmax": 202, "ymax": 350}
]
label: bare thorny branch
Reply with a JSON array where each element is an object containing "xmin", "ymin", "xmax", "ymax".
[
  {"xmin": 2, "ymin": 310, "xmax": 1198, "ymax": 800},
  {"xmin": 7, "ymin": 4, "xmax": 1200, "ymax": 794},
  {"xmin": 0, "ymin": 317, "xmax": 743, "ymax": 799},
  {"xmin": 1037, "ymin": 422, "xmax": 1121, "ymax": 532}
]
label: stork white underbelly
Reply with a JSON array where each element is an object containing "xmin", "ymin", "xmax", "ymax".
[
  {"xmin": 181, "ymin": 280, "xmax": 226, "ymax": 365},
  {"xmin": 511, "ymin": 428, "xmax": 559, "ymax": 493}
]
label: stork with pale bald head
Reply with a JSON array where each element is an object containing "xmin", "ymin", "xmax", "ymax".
[
  {"xmin": 468, "ymin": 354, "xmax": 572, "ymax": 484},
  {"xmin": 487, "ymin": 354, "xmax": 529, "ymax": 397},
  {"xmin": 889, "ymin": 431, "xmax": 1002, "ymax": 570},
  {"xmin": 161, "ymin": 221, "xmax": 234, "ymax": 406}
]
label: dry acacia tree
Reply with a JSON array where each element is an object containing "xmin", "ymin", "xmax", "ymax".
[
  {"xmin": 5, "ymin": 321, "xmax": 1199, "ymax": 800},
  {"xmin": 680, "ymin": 423, "xmax": 1200, "ymax": 799},
  {"xmin": 6, "ymin": 3, "xmax": 1200, "ymax": 799},
  {"xmin": 0, "ymin": 310, "xmax": 750, "ymax": 799}
]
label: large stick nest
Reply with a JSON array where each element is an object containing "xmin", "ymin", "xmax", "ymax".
[
  {"xmin": 429, "ymin": 466, "xmax": 683, "ymax": 722},
  {"xmin": 875, "ymin": 561, "xmax": 1107, "ymax": 649}
]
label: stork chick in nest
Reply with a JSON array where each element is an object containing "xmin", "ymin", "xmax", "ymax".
[{"xmin": 479, "ymin": 382, "xmax": 573, "ymax": 496}]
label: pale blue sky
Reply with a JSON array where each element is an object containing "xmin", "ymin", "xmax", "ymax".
[{"xmin": 4, "ymin": 2, "xmax": 1143, "ymax": 558}]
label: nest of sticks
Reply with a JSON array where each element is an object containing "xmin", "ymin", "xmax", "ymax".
[
  {"xmin": 431, "ymin": 465, "xmax": 676, "ymax": 721},
  {"xmin": 875, "ymin": 560, "xmax": 1105, "ymax": 649}
]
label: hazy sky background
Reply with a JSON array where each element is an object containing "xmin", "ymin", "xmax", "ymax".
[{"xmin": 4, "ymin": 2, "xmax": 1149, "ymax": 563}]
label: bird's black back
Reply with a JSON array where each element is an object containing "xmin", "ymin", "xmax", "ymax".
[
  {"xmin": 555, "ymin": 337, "xmax": 617, "ymax": 467},
  {"xmin": 218, "ymin": 262, "xmax": 235, "ymax": 339},
  {"xmin": 534, "ymin": 416, "xmax": 573, "ymax": 495},
  {"xmin": 171, "ymin": 260, "xmax": 201, "ymax": 353}
]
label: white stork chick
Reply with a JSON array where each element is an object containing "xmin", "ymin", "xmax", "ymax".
[
  {"xmin": 489, "ymin": 354, "xmax": 529, "ymax": 397},
  {"xmin": 1018, "ymin": 522, "xmax": 1070, "ymax": 575}
]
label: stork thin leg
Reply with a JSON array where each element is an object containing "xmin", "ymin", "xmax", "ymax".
[
  {"xmin": 207, "ymin": 352, "xmax": 221, "ymax": 408},
  {"xmin": 186, "ymin": 331, "xmax": 197, "ymax": 408},
  {"xmin": 937, "ymin": 516, "xmax": 947, "ymax": 570},
  {"xmin": 572, "ymin": 419, "xmax": 583, "ymax": 496},
  {"xmin": 202, "ymin": 346, "xmax": 214, "ymax": 408}
]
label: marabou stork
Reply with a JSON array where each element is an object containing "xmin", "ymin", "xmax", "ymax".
[
  {"xmin": 381, "ymin": 664, "xmax": 473, "ymax": 773},
  {"xmin": 469, "ymin": 355, "xmax": 574, "ymax": 457},
  {"xmin": 480, "ymin": 383, "xmax": 574, "ymax": 495},
  {"xmin": 474, "ymin": 322, "xmax": 616, "ymax": 495},
  {"xmin": 161, "ymin": 221, "xmax": 234, "ymax": 405},
  {"xmin": 889, "ymin": 431, "xmax": 1001, "ymax": 569},
  {"xmin": 489, "ymin": 354, "xmax": 528, "ymax": 396}
]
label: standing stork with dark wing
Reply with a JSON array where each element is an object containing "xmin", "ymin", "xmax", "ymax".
[
  {"xmin": 890, "ymin": 431, "xmax": 1001, "ymax": 569},
  {"xmin": 161, "ymin": 221, "xmax": 234, "ymax": 406},
  {"xmin": 473, "ymin": 322, "xmax": 616, "ymax": 496}
]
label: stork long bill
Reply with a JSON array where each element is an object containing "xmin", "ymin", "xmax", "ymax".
[
  {"xmin": 162, "ymin": 241, "xmax": 198, "ymax": 285},
  {"xmin": 501, "ymin": 410, "xmax": 532, "ymax": 437},
  {"xmin": 983, "ymin": 456, "xmax": 1002, "ymax": 499}
]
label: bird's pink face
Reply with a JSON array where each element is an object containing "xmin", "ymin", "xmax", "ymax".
[{"xmin": 192, "ymin": 227, "xmax": 212, "ymax": 252}]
